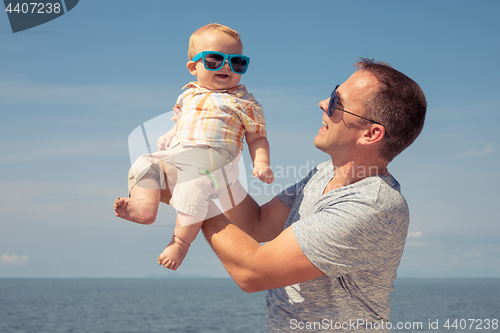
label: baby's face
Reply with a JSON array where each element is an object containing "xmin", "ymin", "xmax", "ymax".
[{"xmin": 188, "ymin": 31, "xmax": 244, "ymax": 90}]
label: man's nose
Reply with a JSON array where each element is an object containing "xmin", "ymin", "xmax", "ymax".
[{"xmin": 319, "ymin": 98, "xmax": 330, "ymax": 113}]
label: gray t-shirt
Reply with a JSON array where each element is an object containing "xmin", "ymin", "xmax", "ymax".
[{"xmin": 267, "ymin": 161, "xmax": 409, "ymax": 332}]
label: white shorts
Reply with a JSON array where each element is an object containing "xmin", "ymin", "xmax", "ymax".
[{"xmin": 128, "ymin": 145, "xmax": 240, "ymax": 218}]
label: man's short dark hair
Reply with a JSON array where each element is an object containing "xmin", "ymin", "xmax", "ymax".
[{"xmin": 355, "ymin": 58, "xmax": 427, "ymax": 162}]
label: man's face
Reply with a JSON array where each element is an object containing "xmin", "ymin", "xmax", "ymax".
[{"xmin": 314, "ymin": 70, "xmax": 379, "ymax": 159}]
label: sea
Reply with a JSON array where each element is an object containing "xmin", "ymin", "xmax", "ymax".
[{"xmin": 0, "ymin": 278, "xmax": 498, "ymax": 332}]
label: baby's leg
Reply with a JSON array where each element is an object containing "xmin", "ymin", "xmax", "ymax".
[
  {"xmin": 114, "ymin": 174, "xmax": 160, "ymax": 225},
  {"xmin": 159, "ymin": 160, "xmax": 177, "ymax": 204},
  {"xmin": 157, "ymin": 213, "xmax": 202, "ymax": 270}
]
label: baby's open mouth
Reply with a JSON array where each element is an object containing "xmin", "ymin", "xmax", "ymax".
[{"xmin": 216, "ymin": 74, "xmax": 229, "ymax": 78}]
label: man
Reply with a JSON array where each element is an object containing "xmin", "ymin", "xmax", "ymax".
[{"xmin": 200, "ymin": 58, "xmax": 427, "ymax": 332}]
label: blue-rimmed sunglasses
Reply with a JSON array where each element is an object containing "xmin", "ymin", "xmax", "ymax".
[
  {"xmin": 328, "ymin": 85, "xmax": 390, "ymax": 139},
  {"xmin": 191, "ymin": 51, "xmax": 250, "ymax": 74}
]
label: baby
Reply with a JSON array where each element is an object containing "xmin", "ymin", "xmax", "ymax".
[{"xmin": 114, "ymin": 23, "xmax": 273, "ymax": 270}]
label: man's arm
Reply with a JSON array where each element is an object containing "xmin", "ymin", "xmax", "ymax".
[
  {"xmin": 219, "ymin": 183, "xmax": 290, "ymax": 243},
  {"xmin": 202, "ymin": 201, "xmax": 325, "ymax": 293}
]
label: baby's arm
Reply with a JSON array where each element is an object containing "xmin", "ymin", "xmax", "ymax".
[
  {"xmin": 157, "ymin": 106, "xmax": 181, "ymax": 151},
  {"xmin": 246, "ymin": 132, "xmax": 274, "ymax": 184},
  {"xmin": 157, "ymin": 124, "xmax": 177, "ymax": 151}
]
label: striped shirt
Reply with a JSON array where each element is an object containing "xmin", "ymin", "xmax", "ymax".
[{"xmin": 169, "ymin": 82, "xmax": 266, "ymax": 151}]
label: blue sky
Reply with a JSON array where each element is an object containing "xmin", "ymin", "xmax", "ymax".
[{"xmin": 1, "ymin": 0, "xmax": 499, "ymax": 279}]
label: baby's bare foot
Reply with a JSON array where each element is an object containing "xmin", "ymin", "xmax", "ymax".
[
  {"xmin": 114, "ymin": 197, "xmax": 157, "ymax": 225},
  {"xmin": 157, "ymin": 237, "xmax": 190, "ymax": 271}
]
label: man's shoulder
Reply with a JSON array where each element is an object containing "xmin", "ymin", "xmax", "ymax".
[{"xmin": 360, "ymin": 174, "xmax": 407, "ymax": 210}]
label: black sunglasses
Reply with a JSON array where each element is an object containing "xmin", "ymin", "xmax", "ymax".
[{"xmin": 328, "ymin": 85, "xmax": 390, "ymax": 139}]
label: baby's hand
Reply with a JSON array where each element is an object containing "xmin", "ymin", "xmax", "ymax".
[
  {"xmin": 171, "ymin": 106, "xmax": 181, "ymax": 120},
  {"xmin": 157, "ymin": 134, "xmax": 172, "ymax": 151},
  {"xmin": 253, "ymin": 163, "xmax": 274, "ymax": 184}
]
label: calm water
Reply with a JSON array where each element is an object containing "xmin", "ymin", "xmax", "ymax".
[
  {"xmin": 390, "ymin": 278, "xmax": 499, "ymax": 332},
  {"xmin": 0, "ymin": 278, "xmax": 498, "ymax": 332}
]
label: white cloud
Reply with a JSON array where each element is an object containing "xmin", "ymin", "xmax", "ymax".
[
  {"xmin": 1, "ymin": 254, "xmax": 29, "ymax": 266},
  {"xmin": 407, "ymin": 230, "xmax": 422, "ymax": 239},
  {"xmin": 405, "ymin": 230, "xmax": 426, "ymax": 248},
  {"xmin": 445, "ymin": 142, "xmax": 495, "ymax": 160}
]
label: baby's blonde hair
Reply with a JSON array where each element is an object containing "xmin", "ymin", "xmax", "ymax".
[{"xmin": 188, "ymin": 23, "xmax": 242, "ymax": 60}]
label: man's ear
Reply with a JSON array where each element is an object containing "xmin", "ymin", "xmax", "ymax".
[
  {"xmin": 187, "ymin": 61, "xmax": 197, "ymax": 75},
  {"xmin": 359, "ymin": 125, "xmax": 385, "ymax": 146}
]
